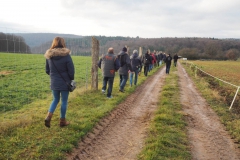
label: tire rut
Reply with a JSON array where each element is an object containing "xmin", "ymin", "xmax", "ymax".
[{"xmin": 67, "ymin": 68, "xmax": 166, "ymax": 160}]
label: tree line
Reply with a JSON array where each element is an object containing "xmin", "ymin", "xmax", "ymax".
[
  {"xmin": 0, "ymin": 32, "xmax": 31, "ymax": 53},
  {"xmin": 1, "ymin": 33, "xmax": 240, "ymax": 60}
]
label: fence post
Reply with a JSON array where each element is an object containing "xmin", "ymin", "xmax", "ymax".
[
  {"xmin": 229, "ymin": 87, "xmax": 240, "ymax": 110},
  {"xmin": 91, "ymin": 37, "xmax": 99, "ymax": 90},
  {"xmin": 139, "ymin": 47, "xmax": 142, "ymax": 58},
  {"xmin": 195, "ymin": 66, "xmax": 197, "ymax": 77}
]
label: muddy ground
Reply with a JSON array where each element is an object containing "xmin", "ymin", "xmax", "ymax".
[{"xmin": 67, "ymin": 63, "xmax": 240, "ymax": 160}]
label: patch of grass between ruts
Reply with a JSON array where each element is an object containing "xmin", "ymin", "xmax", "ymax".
[{"xmin": 138, "ymin": 66, "xmax": 191, "ymax": 160}]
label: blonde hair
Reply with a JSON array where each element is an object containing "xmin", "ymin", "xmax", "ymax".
[
  {"xmin": 50, "ymin": 37, "xmax": 66, "ymax": 49},
  {"xmin": 108, "ymin": 47, "xmax": 114, "ymax": 54}
]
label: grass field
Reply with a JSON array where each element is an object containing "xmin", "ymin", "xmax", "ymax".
[
  {"xmin": 0, "ymin": 53, "xmax": 92, "ymax": 112},
  {"xmin": 186, "ymin": 60, "xmax": 240, "ymax": 86}
]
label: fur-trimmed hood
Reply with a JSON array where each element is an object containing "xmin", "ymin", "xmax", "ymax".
[{"xmin": 44, "ymin": 48, "xmax": 71, "ymax": 59}]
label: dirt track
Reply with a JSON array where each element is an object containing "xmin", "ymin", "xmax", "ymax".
[
  {"xmin": 67, "ymin": 63, "xmax": 240, "ymax": 160},
  {"xmin": 178, "ymin": 63, "xmax": 240, "ymax": 160}
]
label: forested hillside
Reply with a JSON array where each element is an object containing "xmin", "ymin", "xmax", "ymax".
[
  {"xmin": 0, "ymin": 32, "xmax": 30, "ymax": 53},
  {"xmin": 1, "ymin": 32, "xmax": 240, "ymax": 60}
]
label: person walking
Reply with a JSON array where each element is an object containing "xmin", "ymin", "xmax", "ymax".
[
  {"xmin": 159, "ymin": 52, "xmax": 163, "ymax": 66},
  {"xmin": 162, "ymin": 53, "xmax": 167, "ymax": 63},
  {"xmin": 129, "ymin": 50, "xmax": 142, "ymax": 86},
  {"xmin": 98, "ymin": 47, "xmax": 120, "ymax": 98},
  {"xmin": 44, "ymin": 37, "xmax": 75, "ymax": 128},
  {"xmin": 173, "ymin": 53, "xmax": 179, "ymax": 67},
  {"xmin": 118, "ymin": 47, "xmax": 132, "ymax": 92},
  {"xmin": 142, "ymin": 51, "xmax": 151, "ymax": 76},
  {"xmin": 165, "ymin": 53, "xmax": 172, "ymax": 74}
]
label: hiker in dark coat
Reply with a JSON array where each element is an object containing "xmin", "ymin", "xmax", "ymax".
[
  {"xmin": 173, "ymin": 53, "xmax": 179, "ymax": 67},
  {"xmin": 129, "ymin": 50, "xmax": 142, "ymax": 86},
  {"xmin": 162, "ymin": 53, "xmax": 167, "ymax": 63},
  {"xmin": 118, "ymin": 47, "xmax": 132, "ymax": 92},
  {"xmin": 165, "ymin": 53, "xmax": 172, "ymax": 74},
  {"xmin": 44, "ymin": 37, "xmax": 75, "ymax": 128},
  {"xmin": 159, "ymin": 52, "xmax": 163, "ymax": 65},
  {"xmin": 98, "ymin": 47, "xmax": 120, "ymax": 98},
  {"xmin": 142, "ymin": 51, "xmax": 151, "ymax": 76}
]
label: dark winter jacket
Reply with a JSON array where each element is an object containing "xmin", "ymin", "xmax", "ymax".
[
  {"xmin": 98, "ymin": 53, "xmax": 120, "ymax": 77},
  {"xmin": 165, "ymin": 55, "xmax": 172, "ymax": 66},
  {"xmin": 142, "ymin": 53, "xmax": 151, "ymax": 66},
  {"xmin": 130, "ymin": 52, "xmax": 142, "ymax": 71},
  {"xmin": 173, "ymin": 54, "xmax": 178, "ymax": 62},
  {"xmin": 163, "ymin": 54, "xmax": 167, "ymax": 62},
  {"xmin": 159, "ymin": 53, "xmax": 163, "ymax": 60},
  {"xmin": 44, "ymin": 48, "xmax": 75, "ymax": 91},
  {"xmin": 118, "ymin": 51, "xmax": 132, "ymax": 75}
]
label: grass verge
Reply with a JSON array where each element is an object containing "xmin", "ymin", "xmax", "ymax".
[{"xmin": 138, "ymin": 66, "xmax": 191, "ymax": 160}]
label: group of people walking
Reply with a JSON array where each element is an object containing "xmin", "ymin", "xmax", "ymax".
[
  {"xmin": 43, "ymin": 36, "xmax": 179, "ymax": 128},
  {"xmin": 98, "ymin": 46, "xmax": 179, "ymax": 99}
]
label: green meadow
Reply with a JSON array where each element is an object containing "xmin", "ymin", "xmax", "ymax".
[{"xmin": 0, "ymin": 53, "xmax": 92, "ymax": 112}]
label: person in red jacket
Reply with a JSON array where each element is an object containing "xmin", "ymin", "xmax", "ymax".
[{"xmin": 150, "ymin": 52, "xmax": 156, "ymax": 71}]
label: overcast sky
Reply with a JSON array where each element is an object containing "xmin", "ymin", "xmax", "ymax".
[{"xmin": 1, "ymin": 0, "xmax": 240, "ymax": 38}]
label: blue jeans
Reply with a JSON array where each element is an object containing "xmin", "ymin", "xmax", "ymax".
[
  {"xmin": 129, "ymin": 70, "xmax": 139, "ymax": 85},
  {"xmin": 49, "ymin": 90, "xmax": 69, "ymax": 118},
  {"xmin": 102, "ymin": 77, "xmax": 114, "ymax": 97},
  {"xmin": 149, "ymin": 64, "xmax": 153, "ymax": 71},
  {"xmin": 119, "ymin": 74, "xmax": 128, "ymax": 90}
]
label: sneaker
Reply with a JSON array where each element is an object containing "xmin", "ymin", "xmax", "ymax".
[
  {"xmin": 102, "ymin": 90, "xmax": 105, "ymax": 94},
  {"xmin": 119, "ymin": 89, "xmax": 124, "ymax": 93},
  {"xmin": 107, "ymin": 95, "xmax": 113, "ymax": 99}
]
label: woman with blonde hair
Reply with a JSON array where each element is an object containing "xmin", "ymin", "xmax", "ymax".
[{"xmin": 44, "ymin": 37, "xmax": 75, "ymax": 128}]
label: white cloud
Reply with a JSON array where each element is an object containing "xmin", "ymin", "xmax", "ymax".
[{"xmin": 0, "ymin": 0, "xmax": 240, "ymax": 38}]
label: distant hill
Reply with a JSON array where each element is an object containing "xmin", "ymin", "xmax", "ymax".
[
  {"xmin": 14, "ymin": 33, "xmax": 83, "ymax": 47},
  {"xmin": 2, "ymin": 32, "xmax": 240, "ymax": 60}
]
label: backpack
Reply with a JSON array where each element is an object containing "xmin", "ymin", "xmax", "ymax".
[
  {"xmin": 167, "ymin": 56, "xmax": 171, "ymax": 61},
  {"xmin": 143, "ymin": 55, "xmax": 150, "ymax": 65},
  {"xmin": 118, "ymin": 54, "xmax": 126, "ymax": 67}
]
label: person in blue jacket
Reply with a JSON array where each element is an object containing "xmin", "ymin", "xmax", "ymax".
[{"xmin": 44, "ymin": 37, "xmax": 75, "ymax": 128}]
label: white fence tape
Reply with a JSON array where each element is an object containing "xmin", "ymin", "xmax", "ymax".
[{"xmin": 185, "ymin": 62, "xmax": 239, "ymax": 110}]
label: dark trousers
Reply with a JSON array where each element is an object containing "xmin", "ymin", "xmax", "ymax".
[
  {"xmin": 174, "ymin": 61, "xmax": 177, "ymax": 67},
  {"xmin": 166, "ymin": 64, "xmax": 171, "ymax": 74},
  {"xmin": 102, "ymin": 77, "xmax": 114, "ymax": 97},
  {"xmin": 144, "ymin": 65, "xmax": 149, "ymax": 76}
]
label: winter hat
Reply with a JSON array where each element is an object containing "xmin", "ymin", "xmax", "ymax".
[{"xmin": 122, "ymin": 47, "xmax": 127, "ymax": 52}]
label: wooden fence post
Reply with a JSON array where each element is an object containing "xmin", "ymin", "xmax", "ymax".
[
  {"xmin": 139, "ymin": 47, "xmax": 142, "ymax": 57},
  {"xmin": 91, "ymin": 37, "xmax": 99, "ymax": 90}
]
